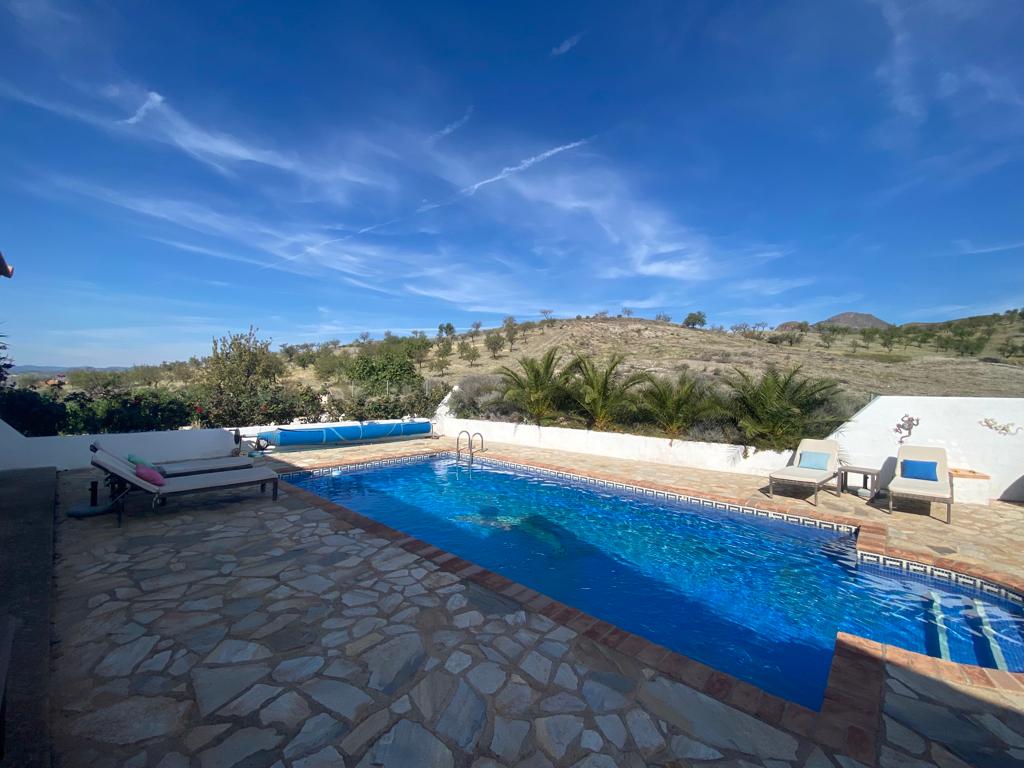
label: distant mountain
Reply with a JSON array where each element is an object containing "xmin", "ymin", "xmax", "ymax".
[
  {"xmin": 11, "ymin": 365, "xmax": 127, "ymax": 373},
  {"xmin": 774, "ymin": 321, "xmax": 808, "ymax": 332},
  {"xmin": 815, "ymin": 312, "xmax": 890, "ymax": 330}
]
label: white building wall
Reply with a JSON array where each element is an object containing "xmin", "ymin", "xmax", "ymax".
[{"xmin": 826, "ymin": 396, "xmax": 1024, "ymax": 501}]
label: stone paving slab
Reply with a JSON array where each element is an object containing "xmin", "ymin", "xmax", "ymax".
[{"xmin": 48, "ymin": 439, "xmax": 1024, "ymax": 768}]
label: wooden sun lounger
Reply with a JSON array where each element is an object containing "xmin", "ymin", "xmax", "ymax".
[{"xmin": 90, "ymin": 444, "xmax": 278, "ymax": 526}]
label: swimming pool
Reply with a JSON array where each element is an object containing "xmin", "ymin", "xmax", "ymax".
[{"xmin": 289, "ymin": 455, "xmax": 1024, "ymax": 709}]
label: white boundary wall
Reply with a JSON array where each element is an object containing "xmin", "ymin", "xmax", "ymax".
[
  {"xmin": 4, "ymin": 395, "xmax": 1021, "ymax": 501},
  {"xmin": 0, "ymin": 419, "xmax": 238, "ymax": 471},
  {"xmin": 433, "ymin": 389, "xmax": 790, "ymax": 476},
  {"xmin": 0, "ymin": 418, "xmax": 434, "ymax": 472},
  {"xmin": 436, "ymin": 393, "xmax": 1024, "ymax": 502},
  {"xmin": 826, "ymin": 396, "xmax": 1024, "ymax": 502}
]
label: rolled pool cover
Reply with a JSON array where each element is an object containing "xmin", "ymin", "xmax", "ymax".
[{"xmin": 257, "ymin": 419, "xmax": 431, "ymax": 447}]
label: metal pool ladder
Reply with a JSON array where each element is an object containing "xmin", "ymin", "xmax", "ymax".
[{"xmin": 456, "ymin": 431, "xmax": 484, "ymax": 465}]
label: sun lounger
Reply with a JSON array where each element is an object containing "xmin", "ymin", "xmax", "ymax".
[
  {"xmin": 91, "ymin": 441, "xmax": 253, "ymax": 477},
  {"xmin": 768, "ymin": 438, "xmax": 840, "ymax": 506},
  {"xmin": 90, "ymin": 444, "xmax": 278, "ymax": 526},
  {"xmin": 887, "ymin": 445, "xmax": 953, "ymax": 523}
]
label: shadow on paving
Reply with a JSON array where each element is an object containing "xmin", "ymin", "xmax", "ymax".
[
  {"xmin": 0, "ymin": 467, "xmax": 56, "ymax": 768},
  {"xmin": 879, "ymin": 659, "xmax": 1024, "ymax": 768}
]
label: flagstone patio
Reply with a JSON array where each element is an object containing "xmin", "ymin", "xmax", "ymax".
[{"xmin": 45, "ymin": 438, "xmax": 1024, "ymax": 768}]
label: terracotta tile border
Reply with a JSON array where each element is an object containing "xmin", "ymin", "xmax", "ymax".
[{"xmin": 273, "ymin": 447, "xmax": 1024, "ymax": 766}]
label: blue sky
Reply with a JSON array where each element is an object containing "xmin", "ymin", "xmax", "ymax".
[{"xmin": 1, "ymin": 0, "xmax": 1022, "ymax": 366}]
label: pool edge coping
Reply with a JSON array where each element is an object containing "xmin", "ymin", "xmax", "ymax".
[{"xmin": 272, "ymin": 447, "xmax": 1024, "ymax": 765}]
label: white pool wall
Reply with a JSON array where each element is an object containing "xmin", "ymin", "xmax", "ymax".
[{"xmin": 435, "ymin": 392, "xmax": 1024, "ymax": 502}]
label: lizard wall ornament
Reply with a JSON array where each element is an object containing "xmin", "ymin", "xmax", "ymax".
[
  {"xmin": 978, "ymin": 418, "xmax": 1022, "ymax": 436},
  {"xmin": 894, "ymin": 414, "xmax": 920, "ymax": 444}
]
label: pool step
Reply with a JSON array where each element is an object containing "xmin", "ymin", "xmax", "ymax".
[
  {"xmin": 925, "ymin": 591, "xmax": 952, "ymax": 662},
  {"xmin": 971, "ymin": 599, "xmax": 1009, "ymax": 671}
]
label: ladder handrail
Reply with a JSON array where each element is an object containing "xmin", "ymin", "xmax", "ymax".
[
  {"xmin": 471, "ymin": 432, "xmax": 484, "ymax": 454},
  {"xmin": 455, "ymin": 430, "xmax": 473, "ymax": 465}
]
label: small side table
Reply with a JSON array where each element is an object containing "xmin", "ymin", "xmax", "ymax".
[{"xmin": 838, "ymin": 465, "xmax": 881, "ymax": 501}]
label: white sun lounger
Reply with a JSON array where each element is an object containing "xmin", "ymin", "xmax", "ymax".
[
  {"xmin": 90, "ymin": 444, "xmax": 278, "ymax": 526},
  {"xmin": 768, "ymin": 438, "xmax": 840, "ymax": 506},
  {"xmin": 91, "ymin": 441, "xmax": 254, "ymax": 477},
  {"xmin": 887, "ymin": 445, "xmax": 954, "ymax": 523}
]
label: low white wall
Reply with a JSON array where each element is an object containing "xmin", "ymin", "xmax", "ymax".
[
  {"xmin": 0, "ymin": 419, "xmax": 238, "ymax": 471},
  {"xmin": 0, "ymin": 417, "xmax": 434, "ymax": 472},
  {"xmin": 434, "ymin": 414, "xmax": 790, "ymax": 477},
  {"xmin": 828, "ymin": 396, "xmax": 1024, "ymax": 501}
]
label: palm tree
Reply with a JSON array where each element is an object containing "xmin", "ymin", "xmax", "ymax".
[
  {"xmin": 639, "ymin": 371, "xmax": 709, "ymax": 442},
  {"xmin": 567, "ymin": 353, "xmax": 647, "ymax": 431},
  {"xmin": 720, "ymin": 366, "xmax": 841, "ymax": 451},
  {"xmin": 498, "ymin": 348, "xmax": 567, "ymax": 426}
]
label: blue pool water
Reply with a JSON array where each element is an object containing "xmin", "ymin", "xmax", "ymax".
[{"xmin": 290, "ymin": 457, "xmax": 1024, "ymax": 708}]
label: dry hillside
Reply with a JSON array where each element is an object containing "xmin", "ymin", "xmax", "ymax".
[{"xmin": 290, "ymin": 316, "xmax": 1024, "ymax": 401}]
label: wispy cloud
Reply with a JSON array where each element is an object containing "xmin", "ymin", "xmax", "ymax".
[
  {"xmin": 4, "ymin": 0, "xmax": 86, "ymax": 58},
  {"xmin": 954, "ymin": 238, "xmax": 1024, "ymax": 255},
  {"xmin": 717, "ymin": 293, "xmax": 865, "ymax": 324},
  {"xmin": 427, "ymin": 106, "xmax": 474, "ymax": 144},
  {"xmin": 872, "ymin": 0, "xmax": 925, "ymax": 124},
  {"xmin": 0, "ymin": 81, "xmax": 385, "ymax": 194},
  {"xmin": 902, "ymin": 294, "xmax": 1024, "ymax": 320},
  {"xmin": 727, "ymin": 277, "xmax": 816, "ymax": 296},
  {"xmin": 940, "ymin": 65, "xmax": 1024, "ymax": 110},
  {"xmin": 551, "ymin": 31, "xmax": 586, "ymax": 57},
  {"xmin": 414, "ymin": 139, "xmax": 589, "ymax": 215},
  {"xmin": 507, "ymin": 166, "xmax": 782, "ymax": 285},
  {"xmin": 461, "ymin": 140, "xmax": 588, "ymax": 196}
]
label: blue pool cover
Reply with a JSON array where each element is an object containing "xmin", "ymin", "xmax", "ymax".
[
  {"xmin": 289, "ymin": 455, "xmax": 1024, "ymax": 709},
  {"xmin": 258, "ymin": 419, "xmax": 431, "ymax": 446}
]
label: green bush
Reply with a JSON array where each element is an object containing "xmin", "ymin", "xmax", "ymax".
[
  {"xmin": 333, "ymin": 382, "xmax": 446, "ymax": 421},
  {"xmin": 719, "ymin": 366, "xmax": 842, "ymax": 451},
  {"xmin": 0, "ymin": 387, "xmax": 195, "ymax": 436},
  {"xmin": 0, "ymin": 388, "xmax": 66, "ymax": 436},
  {"xmin": 498, "ymin": 349, "xmax": 569, "ymax": 425},
  {"xmin": 566, "ymin": 354, "xmax": 646, "ymax": 430},
  {"xmin": 193, "ymin": 327, "xmax": 306, "ymax": 426},
  {"xmin": 63, "ymin": 390, "xmax": 192, "ymax": 434},
  {"xmin": 0, "ymin": 335, "xmax": 11, "ymax": 386},
  {"xmin": 638, "ymin": 372, "xmax": 712, "ymax": 440},
  {"xmin": 348, "ymin": 350, "xmax": 419, "ymax": 393}
]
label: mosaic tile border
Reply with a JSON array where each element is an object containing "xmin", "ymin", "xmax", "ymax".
[
  {"xmin": 855, "ymin": 551, "xmax": 1023, "ymax": 605},
  {"xmin": 282, "ymin": 450, "xmax": 1024, "ymax": 607}
]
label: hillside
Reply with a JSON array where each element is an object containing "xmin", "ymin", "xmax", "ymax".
[
  {"xmin": 13, "ymin": 311, "xmax": 1024, "ymax": 403},
  {"xmin": 288, "ymin": 314, "xmax": 1024, "ymax": 401}
]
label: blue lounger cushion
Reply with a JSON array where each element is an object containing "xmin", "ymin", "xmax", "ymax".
[
  {"xmin": 798, "ymin": 451, "xmax": 830, "ymax": 470},
  {"xmin": 901, "ymin": 459, "xmax": 938, "ymax": 481}
]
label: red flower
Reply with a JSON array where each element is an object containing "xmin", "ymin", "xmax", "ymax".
[{"xmin": 195, "ymin": 405, "xmax": 204, "ymax": 414}]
